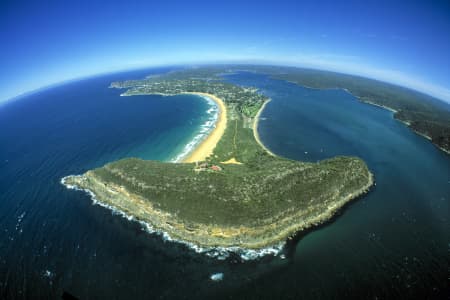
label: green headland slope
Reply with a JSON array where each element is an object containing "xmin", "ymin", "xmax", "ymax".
[{"xmin": 63, "ymin": 67, "xmax": 373, "ymax": 250}]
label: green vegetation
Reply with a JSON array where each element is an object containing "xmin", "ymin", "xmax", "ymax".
[
  {"xmin": 65, "ymin": 155, "xmax": 371, "ymax": 248},
  {"xmin": 111, "ymin": 74, "xmax": 265, "ymax": 118},
  {"xmin": 64, "ymin": 67, "xmax": 374, "ymax": 250}
]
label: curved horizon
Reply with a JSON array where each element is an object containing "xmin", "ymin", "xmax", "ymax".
[
  {"xmin": 2, "ymin": 60, "xmax": 450, "ymax": 106},
  {"xmin": 2, "ymin": 0, "xmax": 449, "ymax": 104}
]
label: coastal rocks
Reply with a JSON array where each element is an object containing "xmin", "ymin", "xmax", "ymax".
[
  {"xmin": 61, "ymin": 158, "xmax": 374, "ymax": 257},
  {"xmin": 63, "ymin": 75, "xmax": 375, "ymax": 259}
]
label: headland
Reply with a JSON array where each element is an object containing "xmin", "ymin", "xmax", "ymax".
[{"xmin": 63, "ymin": 68, "xmax": 374, "ymax": 256}]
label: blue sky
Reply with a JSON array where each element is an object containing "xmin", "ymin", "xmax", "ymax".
[{"xmin": 1, "ymin": 0, "xmax": 449, "ymax": 103}]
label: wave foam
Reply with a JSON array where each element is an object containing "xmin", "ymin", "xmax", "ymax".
[
  {"xmin": 171, "ymin": 95, "xmax": 219, "ymax": 163},
  {"xmin": 210, "ymin": 273, "xmax": 224, "ymax": 281}
]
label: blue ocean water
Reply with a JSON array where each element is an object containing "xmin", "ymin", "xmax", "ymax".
[
  {"xmin": 224, "ymin": 72, "xmax": 450, "ymax": 299},
  {"xmin": 0, "ymin": 69, "xmax": 448, "ymax": 299}
]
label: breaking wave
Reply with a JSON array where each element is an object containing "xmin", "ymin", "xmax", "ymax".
[{"xmin": 171, "ymin": 95, "xmax": 219, "ymax": 162}]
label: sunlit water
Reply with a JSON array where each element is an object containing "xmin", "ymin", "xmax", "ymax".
[{"xmin": 0, "ymin": 69, "xmax": 448, "ymax": 299}]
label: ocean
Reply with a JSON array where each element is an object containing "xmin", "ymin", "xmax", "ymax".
[{"xmin": 0, "ymin": 68, "xmax": 448, "ymax": 299}]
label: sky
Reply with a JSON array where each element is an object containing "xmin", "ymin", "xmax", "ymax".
[{"xmin": 1, "ymin": 0, "xmax": 450, "ymax": 103}]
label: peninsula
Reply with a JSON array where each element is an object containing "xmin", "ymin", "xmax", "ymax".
[{"xmin": 63, "ymin": 68, "xmax": 374, "ymax": 251}]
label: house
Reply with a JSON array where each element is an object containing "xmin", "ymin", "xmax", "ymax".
[{"xmin": 210, "ymin": 165, "xmax": 222, "ymax": 171}]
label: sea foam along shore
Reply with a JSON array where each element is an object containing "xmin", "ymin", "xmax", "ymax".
[
  {"xmin": 181, "ymin": 93, "xmax": 227, "ymax": 163},
  {"xmin": 170, "ymin": 94, "xmax": 220, "ymax": 162},
  {"xmin": 61, "ymin": 176, "xmax": 285, "ymax": 261},
  {"xmin": 61, "ymin": 93, "xmax": 286, "ymax": 260}
]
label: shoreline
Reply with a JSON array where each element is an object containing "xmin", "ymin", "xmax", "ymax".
[
  {"xmin": 61, "ymin": 169, "xmax": 373, "ymax": 256},
  {"xmin": 62, "ymin": 76, "xmax": 376, "ymax": 259},
  {"xmin": 282, "ymin": 82, "xmax": 449, "ymax": 156},
  {"xmin": 60, "ymin": 176, "xmax": 282, "ymax": 260},
  {"xmin": 360, "ymin": 99, "xmax": 450, "ymax": 155},
  {"xmin": 360, "ymin": 99, "xmax": 398, "ymax": 113},
  {"xmin": 181, "ymin": 93, "xmax": 227, "ymax": 163},
  {"xmin": 253, "ymin": 99, "xmax": 276, "ymax": 156}
]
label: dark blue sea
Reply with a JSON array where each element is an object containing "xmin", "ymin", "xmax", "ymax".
[{"xmin": 0, "ymin": 68, "xmax": 448, "ymax": 299}]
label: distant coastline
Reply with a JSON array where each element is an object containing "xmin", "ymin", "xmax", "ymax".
[
  {"xmin": 358, "ymin": 99, "xmax": 450, "ymax": 154},
  {"xmin": 263, "ymin": 67, "xmax": 450, "ymax": 155}
]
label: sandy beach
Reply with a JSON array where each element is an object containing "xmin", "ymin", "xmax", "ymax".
[
  {"xmin": 182, "ymin": 93, "xmax": 227, "ymax": 162},
  {"xmin": 253, "ymin": 99, "xmax": 276, "ymax": 156}
]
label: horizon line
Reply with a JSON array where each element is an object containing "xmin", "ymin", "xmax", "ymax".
[{"xmin": 2, "ymin": 60, "xmax": 450, "ymax": 106}]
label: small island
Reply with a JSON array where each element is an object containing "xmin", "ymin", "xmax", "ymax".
[{"xmin": 63, "ymin": 69, "xmax": 373, "ymax": 252}]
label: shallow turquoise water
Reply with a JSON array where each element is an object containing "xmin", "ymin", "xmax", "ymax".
[{"xmin": 0, "ymin": 69, "xmax": 448, "ymax": 299}]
